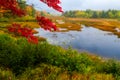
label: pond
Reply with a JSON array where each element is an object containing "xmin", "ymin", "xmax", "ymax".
[{"xmin": 35, "ymin": 25, "xmax": 120, "ymax": 60}]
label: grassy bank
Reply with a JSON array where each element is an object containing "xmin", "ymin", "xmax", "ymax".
[
  {"xmin": 0, "ymin": 33, "xmax": 120, "ymax": 80},
  {"xmin": 54, "ymin": 17, "xmax": 120, "ymax": 37}
]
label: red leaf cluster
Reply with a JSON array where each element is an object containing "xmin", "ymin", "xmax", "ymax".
[
  {"xmin": 40, "ymin": 0, "xmax": 63, "ymax": 12},
  {"xmin": 36, "ymin": 16, "xmax": 59, "ymax": 31},
  {"xmin": 0, "ymin": 0, "xmax": 25, "ymax": 17},
  {"xmin": 8, "ymin": 23, "xmax": 38, "ymax": 44}
]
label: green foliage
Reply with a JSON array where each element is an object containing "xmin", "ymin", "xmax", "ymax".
[
  {"xmin": 0, "ymin": 17, "xmax": 9, "ymax": 22},
  {"xmin": 13, "ymin": 16, "xmax": 35, "ymax": 22},
  {"xmin": 102, "ymin": 60, "xmax": 120, "ymax": 79},
  {"xmin": 0, "ymin": 34, "xmax": 120, "ymax": 79},
  {"xmin": 0, "ymin": 34, "xmax": 93, "ymax": 75},
  {"xmin": 19, "ymin": 64, "xmax": 63, "ymax": 80},
  {"xmin": 62, "ymin": 9, "xmax": 120, "ymax": 19},
  {"xmin": 0, "ymin": 67, "xmax": 16, "ymax": 80},
  {"xmin": 0, "ymin": 34, "xmax": 23, "ymax": 74}
]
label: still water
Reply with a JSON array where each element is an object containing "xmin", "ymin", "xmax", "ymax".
[{"xmin": 35, "ymin": 25, "xmax": 120, "ymax": 59}]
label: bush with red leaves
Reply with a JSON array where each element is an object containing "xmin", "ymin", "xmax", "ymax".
[{"xmin": 8, "ymin": 23, "xmax": 38, "ymax": 44}]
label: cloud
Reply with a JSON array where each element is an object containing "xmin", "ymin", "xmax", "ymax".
[
  {"xmin": 80, "ymin": 0, "xmax": 120, "ymax": 10},
  {"xmin": 60, "ymin": 0, "xmax": 120, "ymax": 10},
  {"xmin": 26, "ymin": 0, "xmax": 120, "ymax": 12},
  {"xmin": 61, "ymin": 0, "xmax": 84, "ymax": 10}
]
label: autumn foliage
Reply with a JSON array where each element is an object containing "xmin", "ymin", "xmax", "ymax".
[
  {"xmin": 40, "ymin": 0, "xmax": 63, "ymax": 12},
  {"xmin": 36, "ymin": 16, "xmax": 58, "ymax": 31},
  {"xmin": 0, "ymin": 0, "xmax": 62, "ymax": 44},
  {"xmin": 0, "ymin": 0, "xmax": 25, "ymax": 16},
  {"xmin": 8, "ymin": 23, "xmax": 38, "ymax": 44}
]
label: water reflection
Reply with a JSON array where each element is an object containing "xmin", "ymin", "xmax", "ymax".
[{"xmin": 35, "ymin": 25, "xmax": 120, "ymax": 60}]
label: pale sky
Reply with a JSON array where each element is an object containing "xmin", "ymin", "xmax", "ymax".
[{"xmin": 26, "ymin": 0, "xmax": 120, "ymax": 12}]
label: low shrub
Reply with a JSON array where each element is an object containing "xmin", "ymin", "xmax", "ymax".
[
  {"xmin": 19, "ymin": 64, "xmax": 63, "ymax": 80},
  {"xmin": 102, "ymin": 60, "xmax": 120, "ymax": 79},
  {"xmin": 0, "ymin": 67, "xmax": 16, "ymax": 80},
  {"xmin": 0, "ymin": 33, "xmax": 120, "ymax": 79},
  {"xmin": 19, "ymin": 64, "xmax": 115, "ymax": 80},
  {"xmin": 0, "ymin": 34, "xmax": 94, "ymax": 75}
]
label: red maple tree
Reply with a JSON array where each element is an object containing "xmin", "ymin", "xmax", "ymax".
[{"xmin": 0, "ymin": 0, "xmax": 63, "ymax": 44}]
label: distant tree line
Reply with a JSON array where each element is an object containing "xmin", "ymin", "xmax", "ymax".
[{"xmin": 62, "ymin": 9, "xmax": 120, "ymax": 18}]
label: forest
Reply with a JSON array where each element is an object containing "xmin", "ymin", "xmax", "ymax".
[{"xmin": 62, "ymin": 9, "xmax": 120, "ymax": 18}]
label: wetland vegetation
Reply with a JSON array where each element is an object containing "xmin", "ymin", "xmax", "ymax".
[
  {"xmin": 1, "ymin": 15, "xmax": 120, "ymax": 79},
  {"xmin": 1, "ymin": 5, "xmax": 120, "ymax": 79}
]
